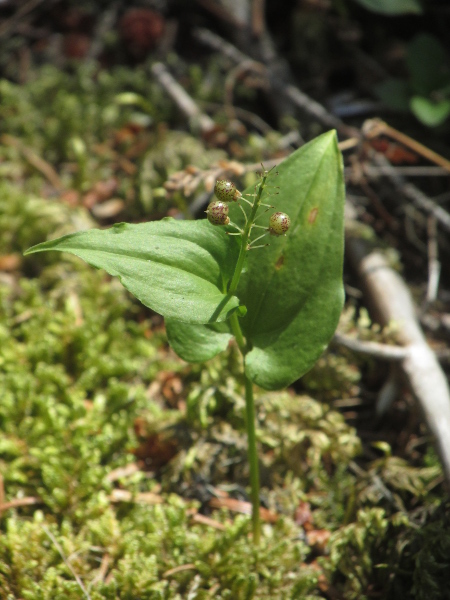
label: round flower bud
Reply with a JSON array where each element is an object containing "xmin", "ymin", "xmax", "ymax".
[
  {"xmin": 206, "ymin": 200, "xmax": 230, "ymax": 226},
  {"xmin": 214, "ymin": 179, "xmax": 241, "ymax": 202},
  {"xmin": 268, "ymin": 212, "xmax": 291, "ymax": 236}
]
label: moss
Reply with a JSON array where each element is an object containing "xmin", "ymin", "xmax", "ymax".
[{"xmin": 0, "ymin": 59, "xmax": 448, "ymax": 600}]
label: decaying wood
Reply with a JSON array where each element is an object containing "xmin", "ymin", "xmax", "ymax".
[{"xmin": 345, "ymin": 230, "xmax": 450, "ymax": 483}]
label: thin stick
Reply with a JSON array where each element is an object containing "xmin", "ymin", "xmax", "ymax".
[
  {"xmin": 363, "ymin": 118, "xmax": 450, "ymax": 174},
  {"xmin": 426, "ymin": 216, "xmax": 441, "ymax": 304},
  {"xmin": 151, "ymin": 62, "xmax": 215, "ymax": 134},
  {"xmin": 345, "ymin": 231, "xmax": 450, "ymax": 482},
  {"xmin": 334, "ymin": 332, "xmax": 408, "ymax": 361},
  {"xmin": 371, "ymin": 152, "xmax": 450, "ymax": 233}
]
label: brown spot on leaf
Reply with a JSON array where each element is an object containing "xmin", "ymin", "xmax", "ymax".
[
  {"xmin": 275, "ymin": 255, "xmax": 284, "ymax": 270},
  {"xmin": 308, "ymin": 207, "xmax": 319, "ymax": 224}
]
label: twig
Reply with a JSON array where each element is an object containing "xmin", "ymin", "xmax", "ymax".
[
  {"xmin": 363, "ymin": 119, "xmax": 450, "ymax": 174},
  {"xmin": 1, "ymin": 134, "xmax": 62, "ymax": 190},
  {"xmin": 106, "ymin": 462, "xmax": 140, "ymax": 482},
  {"xmin": 190, "ymin": 513, "xmax": 227, "ymax": 530},
  {"xmin": 109, "ymin": 489, "xmax": 164, "ymax": 504},
  {"xmin": 194, "ymin": 27, "xmax": 249, "ymax": 64},
  {"xmin": 283, "ymin": 85, "xmax": 360, "ymax": 139},
  {"xmin": 163, "ymin": 563, "xmax": 197, "ymax": 577},
  {"xmin": 251, "ymin": 0, "xmax": 266, "ymax": 37},
  {"xmin": 42, "ymin": 525, "xmax": 91, "ymax": 600},
  {"xmin": 371, "ymin": 152, "xmax": 450, "ymax": 233},
  {"xmin": 333, "ymin": 332, "xmax": 408, "ymax": 361},
  {"xmin": 426, "ymin": 216, "xmax": 441, "ymax": 304},
  {"xmin": 204, "ymin": 101, "xmax": 274, "ymax": 134},
  {"xmin": 194, "ymin": 25, "xmax": 360, "ymax": 139},
  {"xmin": 362, "ymin": 165, "xmax": 450, "ymax": 177},
  {"xmin": 151, "ymin": 62, "xmax": 215, "ymax": 134},
  {"xmin": 88, "ymin": 553, "xmax": 110, "ymax": 588},
  {"xmin": 0, "ymin": 496, "xmax": 42, "ymax": 513},
  {"xmin": 345, "ymin": 232, "xmax": 450, "ymax": 483},
  {"xmin": 0, "ymin": 0, "xmax": 46, "ymax": 38}
]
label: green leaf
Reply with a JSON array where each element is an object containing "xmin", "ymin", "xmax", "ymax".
[
  {"xmin": 231, "ymin": 131, "xmax": 345, "ymax": 390},
  {"xmin": 24, "ymin": 219, "xmax": 242, "ymax": 325},
  {"xmin": 375, "ymin": 78, "xmax": 411, "ymax": 111},
  {"xmin": 165, "ymin": 320, "xmax": 233, "ymax": 362},
  {"xmin": 351, "ymin": 0, "xmax": 422, "ymax": 15},
  {"xmin": 410, "ymin": 96, "xmax": 450, "ymax": 127},
  {"xmin": 407, "ymin": 34, "xmax": 450, "ymax": 95}
]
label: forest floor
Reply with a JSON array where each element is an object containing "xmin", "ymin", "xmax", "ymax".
[{"xmin": 0, "ymin": 1, "xmax": 449, "ymax": 599}]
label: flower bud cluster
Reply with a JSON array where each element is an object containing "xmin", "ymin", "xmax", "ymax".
[{"xmin": 206, "ymin": 178, "xmax": 291, "ymax": 243}]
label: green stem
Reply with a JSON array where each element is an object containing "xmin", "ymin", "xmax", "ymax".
[
  {"xmin": 228, "ymin": 172, "xmax": 269, "ymax": 296},
  {"xmin": 244, "ymin": 371, "xmax": 261, "ymax": 545},
  {"xmin": 229, "ymin": 312, "xmax": 246, "ymax": 354},
  {"xmin": 229, "ymin": 312, "xmax": 261, "ymax": 545},
  {"xmin": 226, "ymin": 172, "xmax": 270, "ymax": 545}
]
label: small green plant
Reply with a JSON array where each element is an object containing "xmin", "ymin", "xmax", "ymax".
[
  {"xmin": 25, "ymin": 130, "xmax": 345, "ymax": 544},
  {"xmin": 376, "ymin": 33, "xmax": 450, "ymax": 127}
]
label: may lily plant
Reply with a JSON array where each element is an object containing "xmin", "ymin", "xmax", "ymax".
[{"xmin": 25, "ymin": 130, "xmax": 345, "ymax": 544}]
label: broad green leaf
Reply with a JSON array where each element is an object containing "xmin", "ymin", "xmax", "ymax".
[
  {"xmin": 165, "ymin": 320, "xmax": 233, "ymax": 362},
  {"xmin": 410, "ymin": 96, "xmax": 450, "ymax": 127},
  {"xmin": 229, "ymin": 130, "xmax": 345, "ymax": 390},
  {"xmin": 351, "ymin": 0, "xmax": 422, "ymax": 15},
  {"xmin": 24, "ymin": 219, "xmax": 243, "ymax": 325}
]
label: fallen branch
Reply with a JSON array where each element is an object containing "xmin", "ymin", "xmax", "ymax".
[
  {"xmin": 345, "ymin": 228, "xmax": 450, "ymax": 483},
  {"xmin": 334, "ymin": 332, "xmax": 408, "ymax": 361},
  {"xmin": 151, "ymin": 62, "xmax": 216, "ymax": 134}
]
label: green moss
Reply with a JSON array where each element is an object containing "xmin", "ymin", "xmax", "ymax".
[{"xmin": 0, "ymin": 59, "xmax": 448, "ymax": 600}]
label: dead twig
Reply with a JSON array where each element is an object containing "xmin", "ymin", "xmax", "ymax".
[
  {"xmin": 151, "ymin": 62, "xmax": 216, "ymax": 134},
  {"xmin": 1, "ymin": 134, "xmax": 62, "ymax": 190},
  {"xmin": 163, "ymin": 563, "xmax": 197, "ymax": 577},
  {"xmin": 345, "ymin": 231, "xmax": 450, "ymax": 483},
  {"xmin": 195, "ymin": 25, "xmax": 360, "ymax": 139},
  {"xmin": 194, "ymin": 27, "xmax": 249, "ymax": 64},
  {"xmin": 425, "ymin": 216, "xmax": 441, "ymax": 305},
  {"xmin": 370, "ymin": 152, "xmax": 450, "ymax": 234},
  {"xmin": 0, "ymin": 0, "xmax": 45, "ymax": 39},
  {"xmin": 109, "ymin": 489, "xmax": 164, "ymax": 505},
  {"xmin": 283, "ymin": 84, "xmax": 360, "ymax": 139},
  {"xmin": 334, "ymin": 332, "xmax": 408, "ymax": 361},
  {"xmin": 363, "ymin": 119, "xmax": 450, "ymax": 174},
  {"xmin": 362, "ymin": 166, "xmax": 450, "ymax": 178},
  {"xmin": 0, "ymin": 496, "xmax": 42, "ymax": 513}
]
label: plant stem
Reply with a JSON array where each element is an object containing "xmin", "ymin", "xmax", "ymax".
[
  {"xmin": 229, "ymin": 312, "xmax": 261, "ymax": 545},
  {"xmin": 226, "ymin": 172, "xmax": 271, "ymax": 545},
  {"xmin": 244, "ymin": 371, "xmax": 261, "ymax": 545},
  {"xmin": 228, "ymin": 172, "xmax": 269, "ymax": 296}
]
